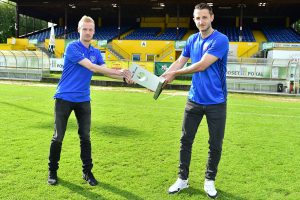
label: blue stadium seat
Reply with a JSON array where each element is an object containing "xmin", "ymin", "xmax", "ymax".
[
  {"xmin": 123, "ymin": 27, "xmax": 161, "ymax": 40},
  {"xmin": 261, "ymin": 26, "xmax": 300, "ymax": 42},
  {"xmin": 27, "ymin": 26, "xmax": 75, "ymax": 42},
  {"xmin": 123, "ymin": 27, "xmax": 187, "ymax": 40},
  {"xmin": 216, "ymin": 26, "xmax": 255, "ymax": 42}
]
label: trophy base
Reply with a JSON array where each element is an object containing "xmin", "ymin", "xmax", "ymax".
[{"xmin": 153, "ymin": 79, "xmax": 165, "ymax": 100}]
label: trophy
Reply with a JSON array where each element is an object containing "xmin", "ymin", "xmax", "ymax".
[{"xmin": 129, "ymin": 63, "xmax": 165, "ymax": 100}]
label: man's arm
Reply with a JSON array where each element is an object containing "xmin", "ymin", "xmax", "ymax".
[
  {"xmin": 105, "ymin": 73, "xmax": 134, "ymax": 84},
  {"xmin": 78, "ymin": 58, "xmax": 131, "ymax": 80},
  {"xmin": 162, "ymin": 53, "xmax": 218, "ymax": 83},
  {"xmin": 161, "ymin": 55, "xmax": 189, "ymax": 83},
  {"xmin": 164, "ymin": 55, "xmax": 189, "ymax": 73},
  {"xmin": 176, "ymin": 54, "xmax": 218, "ymax": 74}
]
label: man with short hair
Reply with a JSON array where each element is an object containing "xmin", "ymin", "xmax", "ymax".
[
  {"xmin": 47, "ymin": 15, "xmax": 132, "ymax": 186},
  {"xmin": 163, "ymin": 3, "xmax": 229, "ymax": 199}
]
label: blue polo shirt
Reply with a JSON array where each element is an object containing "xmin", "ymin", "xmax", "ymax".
[
  {"xmin": 54, "ymin": 40, "xmax": 105, "ymax": 102},
  {"xmin": 182, "ymin": 30, "xmax": 229, "ymax": 105}
]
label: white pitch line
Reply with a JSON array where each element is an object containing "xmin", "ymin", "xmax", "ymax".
[{"xmin": 159, "ymin": 94, "xmax": 177, "ymax": 100}]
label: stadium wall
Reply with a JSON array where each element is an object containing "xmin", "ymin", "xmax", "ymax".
[
  {"xmin": 44, "ymin": 39, "xmax": 102, "ymax": 58},
  {"xmin": 0, "ymin": 38, "xmax": 260, "ymax": 62},
  {"xmin": 140, "ymin": 17, "xmax": 190, "ymax": 29},
  {"xmin": 44, "ymin": 39, "xmax": 65, "ymax": 58},
  {"xmin": 0, "ymin": 38, "xmax": 36, "ymax": 51},
  {"xmin": 231, "ymin": 42, "xmax": 259, "ymax": 57},
  {"xmin": 7, "ymin": 38, "xmax": 29, "ymax": 46},
  {"xmin": 252, "ymin": 30, "xmax": 267, "ymax": 43},
  {"xmin": 109, "ymin": 40, "xmax": 176, "ymax": 62},
  {"xmin": 167, "ymin": 17, "xmax": 190, "ymax": 28},
  {"xmin": 106, "ymin": 51, "xmax": 119, "ymax": 61}
]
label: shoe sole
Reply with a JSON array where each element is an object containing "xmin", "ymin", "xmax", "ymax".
[
  {"xmin": 47, "ymin": 180, "xmax": 57, "ymax": 185},
  {"xmin": 168, "ymin": 184, "xmax": 189, "ymax": 194},
  {"xmin": 87, "ymin": 181, "xmax": 98, "ymax": 186},
  {"xmin": 206, "ymin": 192, "xmax": 218, "ymax": 199},
  {"xmin": 82, "ymin": 177, "xmax": 98, "ymax": 186}
]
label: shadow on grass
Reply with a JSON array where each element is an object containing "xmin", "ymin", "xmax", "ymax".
[
  {"xmin": 99, "ymin": 181, "xmax": 144, "ymax": 200},
  {"xmin": 30, "ymin": 119, "xmax": 142, "ymax": 137},
  {"xmin": 180, "ymin": 187, "xmax": 247, "ymax": 200},
  {"xmin": 59, "ymin": 179, "xmax": 106, "ymax": 200},
  {"xmin": 32, "ymin": 119, "xmax": 78, "ymax": 131},
  {"xmin": 180, "ymin": 186, "xmax": 207, "ymax": 197},
  {"xmin": 218, "ymin": 189, "xmax": 247, "ymax": 200},
  {"xmin": 59, "ymin": 179, "xmax": 143, "ymax": 200},
  {"xmin": 0, "ymin": 101, "xmax": 51, "ymax": 116},
  {"xmin": 94, "ymin": 125, "xmax": 143, "ymax": 137}
]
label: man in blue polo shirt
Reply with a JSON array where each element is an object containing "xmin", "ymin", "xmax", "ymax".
[
  {"xmin": 47, "ymin": 15, "xmax": 132, "ymax": 186},
  {"xmin": 163, "ymin": 3, "xmax": 229, "ymax": 199}
]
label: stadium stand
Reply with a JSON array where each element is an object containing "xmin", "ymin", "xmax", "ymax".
[
  {"xmin": 261, "ymin": 26, "xmax": 300, "ymax": 42},
  {"xmin": 65, "ymin": 31, "xmax": 79, "ymax": 40},
  {"xmin": 27, "ymin": 26, "xmax": 74, "ymax": 42},
  {"xmin": 123, "ymin": 27, "xmax": 161, "ymax": 40},
  {"xmin": 123, "ymin": 27, "xmax": 187, "ymax": 40},
  {"xmin": 64, "ymin": 26, "xmax": 130, "ymax": 41},
  {"xmin": 93, "ymin": 27, "xmax": 130, "ymax": 41},
  {"xmin": 27, "ymin": 26, "xmax": 131, "ymax": 42},
  {"xmin": 216, "ymin": 26, "xmax": 255, "ymax": 42},
  {"xmin": 155, "ymin": 28, "xmax": 187, "ymax": 40},
  {"xmin": 26, "ymin": 25, "xmax": 258, "ymax": 42}
]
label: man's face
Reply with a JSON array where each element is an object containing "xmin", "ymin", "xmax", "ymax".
[
  {"xmin": 78, "ymin": 22, "xmax": 95, "ymax": 42},
  {"xmin": 193, "ymin": 8, "xmax": 214, "ymax": 32}
]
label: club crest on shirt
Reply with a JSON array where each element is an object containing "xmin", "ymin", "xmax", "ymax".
[{"xmin": 90, "ymin": 56, "xmax": 96, "ymax": 63}]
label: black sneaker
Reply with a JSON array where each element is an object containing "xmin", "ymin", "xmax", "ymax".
[
  {"xmin": 48, "ymin": 171, "xmax": 58, "ymax": 185},
  {"xmin": 83, "ymin": 172, "xmax": 98, "ymax": 186}
]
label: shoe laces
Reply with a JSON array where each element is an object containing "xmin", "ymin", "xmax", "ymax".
[
  {"xmin": 204, "ymin": 179, "xmax": 217, "ymax": 194},
  {"xmin": 175, "ymin": 178, "xmax": 188, "ymax": 187}
]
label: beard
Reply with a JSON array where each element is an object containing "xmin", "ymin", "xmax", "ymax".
[{"xmin": 199, "ymin": 24, "xmax": 211, "ymax": 33}]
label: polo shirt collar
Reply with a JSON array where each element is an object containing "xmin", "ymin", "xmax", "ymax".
[
  {"xmin": 199, "ymin": 30, "xmax": 216, "ymax": 40},
  {"xmin": 77, "ymin": 40, "xmax": 94, "ymax": 52}
]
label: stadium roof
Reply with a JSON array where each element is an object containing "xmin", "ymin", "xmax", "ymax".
[{"xmin": 10, "ymin": 0, "xmax": 300, "ymax": 25}]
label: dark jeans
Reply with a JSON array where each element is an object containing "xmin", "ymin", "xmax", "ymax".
[
  {"xmin": 178, "ymin": 100, "xmax": 226, "ymax": 181},
  {"xmin": 48, "ymin": 98, "xmax": 93, "ymax": 174}
]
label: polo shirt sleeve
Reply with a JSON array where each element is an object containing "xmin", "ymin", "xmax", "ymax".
[
  {"xmin": 96, "ymin": 49, "xmax": 105, "ymax": 65},
  {"xmin": 181, "ymin": 35, "xmax": 193, "ymax": 58},
  {"xmin": 206, "ymin": 35, "xmax": 229, "ymax": 59},
  {"xmin": 65, "ymin": 43, "xmax": 85, "ymax": 64}
]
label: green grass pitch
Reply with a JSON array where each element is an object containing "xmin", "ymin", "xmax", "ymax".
[{"xmin": 0, "ymin": 81, "xmax": 299, "ymax": 199}]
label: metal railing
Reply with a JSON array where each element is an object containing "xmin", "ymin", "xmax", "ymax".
[
  {"xmin": 156, "ymin": 42, "xmax": 173, "ymax": 61},
  {"xmin": 111, "ymin": 43, "xmax": 131, "ymax": 60}
]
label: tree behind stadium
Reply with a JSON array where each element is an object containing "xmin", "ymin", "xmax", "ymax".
[{"xmin": 0, "ymin": 1, "xmax": 47, "ymax": 43}]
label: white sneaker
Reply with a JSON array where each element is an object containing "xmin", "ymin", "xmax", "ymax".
[
  {"xmin": 204, "ymin": 179, "xmax": 218, "ymax": 199},
  {"xmin": 168, "ymin": 178, "xmax": 189, "ymax": 194}
]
